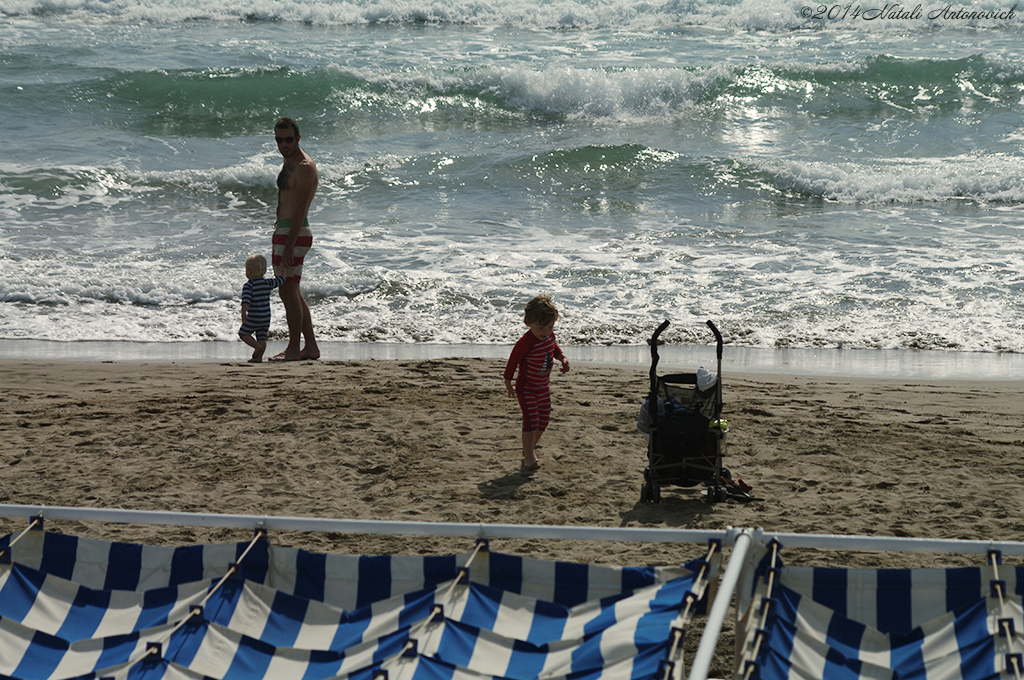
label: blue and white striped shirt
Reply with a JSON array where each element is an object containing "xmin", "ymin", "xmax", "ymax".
[{"xmin": 240, "ymin": 275, "xmax": 284, "ymax": 329}]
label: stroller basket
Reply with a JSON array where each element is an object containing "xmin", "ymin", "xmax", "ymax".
[
  {"xmin": 647, "ymin": 374, "xmax": 719, "ymax": 484},
  {"xmin": 640, "ymin": 319, "xmax": 740, "ymax": 504}
]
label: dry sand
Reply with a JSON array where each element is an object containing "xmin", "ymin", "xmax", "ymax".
[{"xmin": 2, "ymin": 357, "xmax": 1022, "ymax": 674}]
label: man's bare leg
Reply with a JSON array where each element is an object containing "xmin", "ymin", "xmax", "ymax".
[
  {"xmin": 297, "ymin": 293, "xmax": 319, "ymax": 359},
  {"xmin": 273, "ymin": 282, "xmax": 304, "ymax": 361},
  {"xmin": 271, "ymin": 282, "xmax": 318, "ymax": 361}
]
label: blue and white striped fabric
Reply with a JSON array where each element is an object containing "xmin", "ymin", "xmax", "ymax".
[
  {"xmin": 0, "ymin": 530, "xmax": 710, "ymax": 680},
  {"xmin": 739, "ymin": 560, "xmax": 1024, "ymax": 680}
]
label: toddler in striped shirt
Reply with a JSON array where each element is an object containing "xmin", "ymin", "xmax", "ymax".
[
  {"xmin": 239, "ymin": 254, "xmax": 284, "ymax": 363},
  {"xmin": 504, "ymin": 294, "xmax": 571, "ymax": 472}
]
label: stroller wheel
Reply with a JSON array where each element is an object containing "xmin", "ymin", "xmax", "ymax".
[
  {"xmin": 640, "ymin": 483, "xmax": 661, "ymax": 504},
  {"xmin": 704, "ymin": 485, "xmax": 728, "ymax": 504},
  {"xmin": 720, "ymin": 466, "xmax": 732, "ymax": 480}
]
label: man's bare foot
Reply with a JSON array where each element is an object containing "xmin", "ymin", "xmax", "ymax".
[
  {"xmin": 269, "ymin": 351, "xmax": 302, "ymax": 362},
  {"xmin": 300, "ymin": 350, "xmax": 320, "ymax": 360}
]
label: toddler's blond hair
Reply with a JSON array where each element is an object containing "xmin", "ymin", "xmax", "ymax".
[{"xmin": 245, "ymin": 254, "xmax": 267, "ymax": 278}]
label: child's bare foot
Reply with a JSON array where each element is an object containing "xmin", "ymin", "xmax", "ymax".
[
  {"xmin": 520, "ymin": 458, "xmax": 540, "ymax": 472},
  {"xmin": 249, "ymin": 341, "xmax": 266, "ymax": 363}
]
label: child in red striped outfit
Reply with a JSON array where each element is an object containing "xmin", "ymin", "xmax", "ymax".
[{"xmin": 504, "ymin": 294, "xmax": 571, "ymax": 473}]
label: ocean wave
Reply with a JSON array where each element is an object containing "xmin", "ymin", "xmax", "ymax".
[
  {"xmin": 53, "ymin": 63, "xmax": 722, "ymax": 129},
  {"xmin": 3, "ymin": 0, "xmax": 1021, "ymax": 30},
  {"xmin": 708, "ymin": 54, "xmax": 1024, "ymax": 118},
  {"xmin": 466, "ymin": 63, "xmax": 726, "ymax": 119},
  {"xmin": 6, "ymin": 141, "xmax": 1023, "ymax": 217},
  {"xmin": 18, "ymin": 52, "xmax": 1022, "ymax": 142},
  {"xmin": 4, "ymin": 199, "xmax": 1022, "ymax": 352},
  {"xmin": 4, "ymin": 278, "xmax": 1022, "ymax": 352},
  {"xmin": 752, "ymin": 154, "xmax": 1024, "ymax": 203},
  {"xmin": 0, "ymin": 160, "xmax": 283, "ymax": 220}
]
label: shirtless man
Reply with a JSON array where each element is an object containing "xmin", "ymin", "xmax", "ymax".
[{"xmin": 270, "ymin": 117, "xmax": 320, "ymax": 362}]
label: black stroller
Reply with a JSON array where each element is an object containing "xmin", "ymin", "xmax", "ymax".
[{"xmin": 638, "ymin": 320, "xmax": 757, "ymax": 504}]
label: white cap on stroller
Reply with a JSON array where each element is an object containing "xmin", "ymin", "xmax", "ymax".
[{"xmin": 696, "ymin": 366, "xmax": 717, "ymax": 390}]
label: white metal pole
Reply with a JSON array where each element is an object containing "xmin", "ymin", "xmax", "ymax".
[
  {"xmin": 0, "ymin": 504, "xmax": 725, "ymax": 544},
  {"xmin": 3, "ymin": 505, "xmax": 1024, "ymax": 555},
  {"xmin": 688, "ymin": 528, "xmax": 753, "ymax": 680}
]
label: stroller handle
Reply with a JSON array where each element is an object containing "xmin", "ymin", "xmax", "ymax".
[
  {"xmin": 650, "ymin": 320, "xmax": 671, "ymax": 345},
  {"xmin": 707, "ymin": 319, "xmax": 724, "ymax": 419},
  {"xmin": 647, "ymin": 321, "xmax": 671, "ymax": 395},
  {"xmin": 706, "ymin": 320, "xmax": 723, "ymax": 362},
  {"xmin": 649, "ymin": 320, "xmax": 721, "ymax": 356},
  {"xmin": 648, "ymin": 320, "xmax": 725, "ymax": 408}
]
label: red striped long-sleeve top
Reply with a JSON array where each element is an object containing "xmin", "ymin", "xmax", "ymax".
[{"xmin": 504, "ymin": 330, "xmax": 564, "ymax": 392}]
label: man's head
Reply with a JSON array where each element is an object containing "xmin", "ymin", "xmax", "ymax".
[
  {"xmin": 275, "ymin": 117, "xmax": 300, "ymax": 137},
  {"xmin": 275, "ymin": 117, "xmax": 301, "ymax": 157}
]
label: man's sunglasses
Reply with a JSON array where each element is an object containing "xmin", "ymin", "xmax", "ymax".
[{"xmin": 275, "ymin": 136, "xmax": 296, "ymax": 144}]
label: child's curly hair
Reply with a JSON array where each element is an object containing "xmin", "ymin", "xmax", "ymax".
[{"xmin": 524, "ymin": 294, "xmax": 559, "ymax": 325}]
